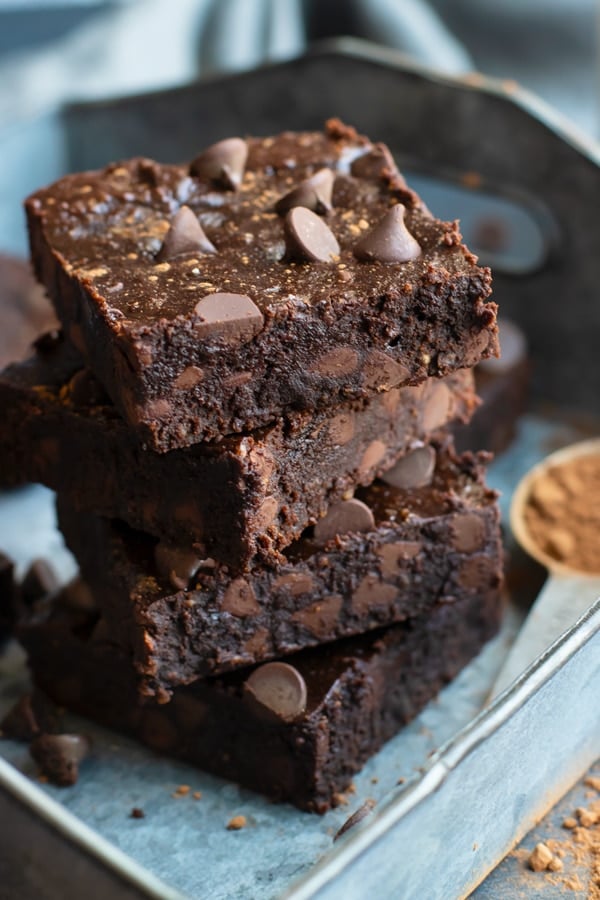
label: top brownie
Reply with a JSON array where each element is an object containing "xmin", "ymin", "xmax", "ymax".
[{"xmin": 26, "ymin": 119, "xmax": 498, "ymax": 452}]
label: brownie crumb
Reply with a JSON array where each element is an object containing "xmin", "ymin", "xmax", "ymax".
[
  {"xmin": 528, "ymin": 842, "xmax": 555, "ymax": 872},
  {"xmin": 576, "ymin": 806, "xmax": 598, "ymax": 828},
  {"xmin": 193, "ymin": 791, "xmax": 202, "ymax": 800},
  {"xmin": 130, "ymin": 807, "xmax": 145, "ymax": 819},
  {"xmin": 585, "ymin": 776, "xmax": 600, "ymax": 792},
  {"xmin": 172, "ymin": 784, "xmax": 190, "ymax": 798},
  {"xmin": 30, "ymin": 733, "xmax": 91, "ymax": 786},
  {"xmin": 226, "ymin": 815, "xmax": 247, "ymax": 831},
  {"xmin": 562, "ymin": 817, "xmax": 578, "ymax": 830}
]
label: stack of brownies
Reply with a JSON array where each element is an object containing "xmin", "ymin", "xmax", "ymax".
[{"xmin": 1, "ymin": 120, "xmax": 504, "ymax": 812}]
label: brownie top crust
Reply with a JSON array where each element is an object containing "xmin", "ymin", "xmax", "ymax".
[{"xmin": 26, "ymin": 119, "xmax": 493, "ymax": 335}]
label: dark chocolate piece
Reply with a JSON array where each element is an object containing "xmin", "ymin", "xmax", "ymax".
[
  {"xmin": 275, "ymin": 169, "xmax": 335, "ymax": 215},
  {"xmin": 156, "ymin": 206, "xmax": 216, "ymax": 261},
  {"xmin": 193, "ymin": 292, "xmax": 264, "ymax": 343},
  {"xmin": 190, "ymin": 137, "xmax": 248, "ymax": 190},
  {"xmin": 0, "ymin": 340, "xmax": 476, "ymax": 569},
  {"xmin": 353, "ymin": 205, "xmax": 421, "ymax": 264},
  {"xmin": 284, "ymin": 207, "xmax": 340, "ymax": 262},
  {"xmin": 381, "ymin": 445, "xmax": 436, "ymax": 490},
  {"xmin": 19, "ymin": 582, "xmax": 502, "ymax": 812},
  {"xmin": 244, "ymin": 662, "xmax": 307, "ymax": 722},
  {"xmin": 56, "ymin": 442, "xmax": 503, "ymax": 697},
  {"xmin": 29, "ymin": 733, "xmax": 91, "ymax": 786},
  {"xmin": 26, "ymin": 122, "xmax": 497, "ymax": 450},
  {"xmin": 313, "ymin": 498, "xmax": 375, "ymax": 545}
]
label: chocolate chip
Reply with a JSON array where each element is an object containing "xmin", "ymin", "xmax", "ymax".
[
  {"xmin": 173, "ymin": 365, "xmax": 204, "ymax": 390},
  {"xmin": 291, "ymin": 594, "xmax": 343, "ymax": 636},
  {"xmin": 190, "ymin": 138, "xmax": 248, "ymax": 190},
  {"xmin": 381, "ymin": 446, "xmax": 436, "ymax": 490},
  {"xmin": 284, "ymin": 207, "xmax": 340, "ymax": 263},
  {"xmin": 67, "ymin": 368, "xmax": 108, "ymax": 406},
  {"xmin": 154, "ymin": 541, "xmax": 202, "ymax": 591},
  {"xmin": 272, "ymin": 572, "xmax": 315, "ymax": 597},
  {"xmin": 353, "ymin": 205, "xmax": 421, "ymax": 264},
  {"xmin": 451, "ymin": 514, "xmax": 486, "ymax": 553},
  {"xmin": 359, "ymin": 440, "xmax": 387, "ymax": 476},
  {"xmin": 275, "ymin": 168, "xmax": 335, "ymax": 215},
  {"xmin": 351, "ymin": 143, "xmax": 397, "ymax": 179},
  {"xmin": 193, "ymin": 293, "xmax": 264, "ymax": 344},
  {"xmin": 377, "ymin": 542, "xmax": 421, "ymax": 576},
  {"xmin": 422, "ymin": 383, "xmax": 452, "ymax": 432},
  {"xmin": 245, "ymin": 662, "xmax": 307, "ymax": 722},
  {"xmin": 313, "ymin": 498, "xmax": 375, "ymax": 545},
  {"xmin": 156, "ymin": 206, "xmax": 216, "ymax": 261},
  {"xmin": 310, "ymin": 347, "xmax": 359, "ymax": 377},
  {"xmin": 352, "ymin": 576, "xmax": 397, "ymax": 614},
  {"xmin": 130, "ymin": 807, "xmax": 145, "ymax": 819},
  {"xmin": 21, "ymin": 558, "xmax": 60, "ymax": 606},
  {"xmin": 30, "ymin": 733, "xmax": 91, "ymax": 786},
  {"xmin": 221, "ymin": 578, "xmax": 260, "ymax": 617},
  {"xmin": 334, "ymin": 799, "xmax": 376, "ymax": 841},
  {"xmin": 328, "ymin": 412, "xmax": 355, "ymax": 445}
]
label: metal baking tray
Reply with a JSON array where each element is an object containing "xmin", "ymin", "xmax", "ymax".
[{"xmin": 1, "ymin": 39, "xmax": 599, "ymax": 899}]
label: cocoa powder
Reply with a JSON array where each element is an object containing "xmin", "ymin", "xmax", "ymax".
[{"xmin": 523, "ymin": 452, "xmax": 600, "ymax": 574}]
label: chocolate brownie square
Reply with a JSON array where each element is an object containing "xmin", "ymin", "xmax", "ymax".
[
  {"xmin": 0, "ymin": 333, "xmax": 477, "ymax": 569},
  {"xmin": 56, "ymin": 441, "xmax": 503, "ymax": 700},
  {"xmin": 26, "ymin": 120, "xmax": 498, "ymax": 451},
  {"xmin": 18, "ymin": 579, "xmax": 503, "ymax": 812}
]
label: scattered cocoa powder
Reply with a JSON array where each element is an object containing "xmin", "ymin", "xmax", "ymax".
[{"xmin": 523, "ymin": 452, "xmax": 600, "ymax": 573}]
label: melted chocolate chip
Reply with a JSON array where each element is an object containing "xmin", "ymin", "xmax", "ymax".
[
  {"xmin": 156, "ymin": 206, "xmax": 216, "ymax": 261},
  {"xmin": 193, "ymin": 292, "xmax": 264, "ymax": 344},
  {"xmin": 284, "ymin": 207, "xmax": 340, "ymax": 263},
  {"xmin": 154, "ymin": 542, "xmax": 202, "ymax": 591},
  {"xmin": 190, "ymin": 138, "xmax": 248, "ymax": 190},
  {"xmin": 245, "ymin": 662, "xmax": 307, "ymax": 722},
  {"xmin": 221, "ymin": 578, "xmax": 260, "ymax": 617},
  {"xmin": 381, "ymin": 446, "xmax": 436, "ymax": 490},
  {"xmin": 30, "ymin": 733, "xmax": 91, "ymax": 786},
  {"xmin": 422, "ymin": 383, "xmax": 452, "ymax": 432},
  {"xmin": 313, "ymin": 498, "xmax": 375, "ymax": 545},
  {"xmin": 354, "ymin": 205, "xmax": 421, "ymax": 264},
  {"xmin": 451, "ymin": 514, "xmax": 486, "ymax": 553},
  {"xmin": 275, "ymin": 168, "xmax": 335, "ymax": 215}
]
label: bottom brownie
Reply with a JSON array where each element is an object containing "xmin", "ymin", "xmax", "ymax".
[{"xmin": 18, "ymin": 583, "xmax": 502, "ymax": 813}]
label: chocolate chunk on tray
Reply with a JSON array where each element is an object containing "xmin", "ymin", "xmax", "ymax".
[
  {"xmin": 0, "ymin": 334, "xmax": 476, "ymax": 570},
  {"xmin": 56, "ymin": 441, "xmax": 503, "ymax": 699},
  {"xmin": 26, "ymin": 120, "xmax": 497, "ymax": 451},
  {"xmin": 18, "ymin": 578, "xmax": 503, "ymax": 812}
]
